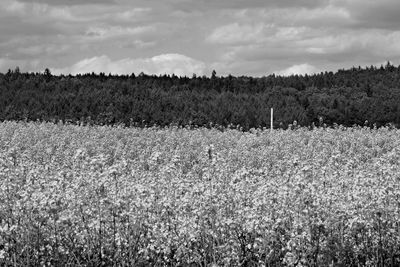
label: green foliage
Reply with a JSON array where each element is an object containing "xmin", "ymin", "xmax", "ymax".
[{"xmin": 1, "ymin": 64, "xmax": 400, "ymax": 129}]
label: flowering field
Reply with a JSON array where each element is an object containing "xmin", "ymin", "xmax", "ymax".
[{"xmin": 0, "ymin": 121, "xmax": 399, "ymax": 266}]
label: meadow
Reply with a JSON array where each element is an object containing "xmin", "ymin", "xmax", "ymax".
[{"xmin": 0, "ymin": 121, "xmax": 399, "ymax": 266}]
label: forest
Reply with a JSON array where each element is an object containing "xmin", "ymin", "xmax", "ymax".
[{"xmin": 1, "ymin": 62, "xmax": 400, "ymax": 130}]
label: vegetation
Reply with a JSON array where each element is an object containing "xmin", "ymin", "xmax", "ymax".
[
  {"xmin": 1, "ymin": 63, "xmax": 400, "ymax": 130},
  {"xmin": 0, "ymin": 121, "xmax": 399, "ymax": 266},
  {"xmin": 1, "ymin": 64, "xmax": 400, "ymax": 265}
]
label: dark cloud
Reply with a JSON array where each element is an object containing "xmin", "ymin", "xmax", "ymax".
[
  {"xmin": 165, "ymin": 0, "xmax": 330, "ymax": 13},
  {"xmin": 332, "ymin": 0, "xmax": 400, "ymax": 30},
  {"xmin": 0, "ymin": 16, "xmax": 59, "ymax": 39},
  {"xmin": 16, "ymin": 0, "xmax": 116, "ymax": 6},
  {"xmin": 2, "ymin": 0, "xmax": 400, "ymax": 76},
  {"xmin": 353, "ymin": 6, "xmax": 400, "ymax": 29}
]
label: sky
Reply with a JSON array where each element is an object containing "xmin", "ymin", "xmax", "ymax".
[{"xmin": 1, "ymin": 0, "xmax": 400, "ymax": 77}]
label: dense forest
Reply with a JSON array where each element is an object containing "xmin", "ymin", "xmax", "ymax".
[{"xmin": 1, "ymin": 62, "xmax": 400, "ymax": 130}]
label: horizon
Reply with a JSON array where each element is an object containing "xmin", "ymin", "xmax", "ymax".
[
  {"xmin": 2, "ymin": 61, "xmax": 397, "ymax": 78},
  {"xmin": 1, "ymin": 0, "xmax": 400, "ymax": 77}
]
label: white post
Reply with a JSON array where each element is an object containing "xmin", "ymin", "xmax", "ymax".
[{"xmin": 270, "ymin": 108, "xmax": 273, "ymax": 131}]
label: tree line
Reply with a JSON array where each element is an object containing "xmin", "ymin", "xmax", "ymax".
[{"xmin": 1, "ymin": 62, "xmax": 400, "ymax": 130}]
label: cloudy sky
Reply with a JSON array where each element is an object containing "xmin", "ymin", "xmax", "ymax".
[{"xmin": 1, "ymin": 0, "xmax": 400, "ymax": 77}]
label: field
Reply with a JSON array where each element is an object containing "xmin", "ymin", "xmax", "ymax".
[{"xmin": 0, "ymin": 121, "xmax": 399, "ymax": 266}]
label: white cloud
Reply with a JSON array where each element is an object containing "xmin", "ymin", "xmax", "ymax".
[
  {"xmin": 52, "ymin": 54, "xmax": 206, "ymax": 76},
  {"xmin": 275, "ymin": 63, "xmax": 319, "ymax": 76},
  {"xmin": 288, "ymin": 5, "xmax": 352, "ymax": 27},
  {"xmin": 85, "ymin": 26, "xmax": 153, "ymax": 39},
  {"xmin": 206, "ymin": 23, "xmax": 273, "ymax": 45},
  {"xmin": 114, "ymin": 8, "xmax": 152, "ymax": 21},
  {"xmin": 298, "ymin": 30, "xmax": 400, "ymax": 57},
  {"xmin": 274, "ymin": 26, "xmax": 309, "ymax": 41}
]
